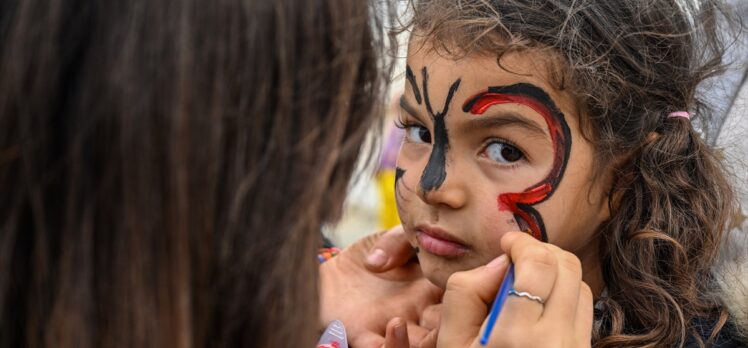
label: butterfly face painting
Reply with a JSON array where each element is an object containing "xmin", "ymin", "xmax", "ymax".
[{"xmin": 394, "ymin": 44, "xmax": 611, "ymax": 289}]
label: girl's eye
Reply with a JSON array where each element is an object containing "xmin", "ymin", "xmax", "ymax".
[
  {"xmin": 405, "ymin": 125, "xmax": 432, "ymax": 144},
  {"xmin": 485, "ymin": 141, "xmax": 524, "ymax": 163}
]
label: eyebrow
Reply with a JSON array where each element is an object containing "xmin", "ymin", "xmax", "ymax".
[
  {"xmin": 463, "ymin": 112, "xmax": 549, "ymax": 140},
  {"xmin": 461, "ymin": 83, "xmax": 566, "ymax": 140}
]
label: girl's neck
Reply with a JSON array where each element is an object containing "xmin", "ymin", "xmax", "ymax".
[{"xmin": 579, "ymin": 249, "xmax": 605, "ymax": 300}]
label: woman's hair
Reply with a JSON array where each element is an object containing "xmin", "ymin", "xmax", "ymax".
[
  {"xmin": 0, "ymin": 0, "xmax": 391, "ymax": 347},
  {"xmin": 406, "ymin": 0, "xmax": 738, "ymax": 346}
]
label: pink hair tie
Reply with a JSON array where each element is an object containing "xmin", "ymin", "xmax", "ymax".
[{"xmin": 668, "ymin": 111, "xmax": 691, "ymax": 120}]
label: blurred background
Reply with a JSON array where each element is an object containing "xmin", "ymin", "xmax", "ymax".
[
  {"xmin": 322, "ymin": 46, "xmax": 409, "ymax": 247},
  {"xmin": 321, "ymin": 0, "xmax": 411, "ymax": 246}
]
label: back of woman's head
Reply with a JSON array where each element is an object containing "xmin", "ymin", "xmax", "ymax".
[
  {"xmin": 408, "ymin": 0, "xmax": 737, "ymax": 346},
  {"xmin": 0, "ymin": 0, "xmax": 389, "ymax": 346}
]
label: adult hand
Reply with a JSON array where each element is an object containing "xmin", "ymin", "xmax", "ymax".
[
  {"xmin": 320, "ymin": 226, "xmax": 444, "ymax": 348},
  {"xmin": 435, "ymin": 231, "xmax": 594, "ymax": 348}
]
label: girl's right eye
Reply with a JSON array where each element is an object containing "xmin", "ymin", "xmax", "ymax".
[{"xmin": 405, "ymin": 125, "xmax": 432, "ymax": 144}]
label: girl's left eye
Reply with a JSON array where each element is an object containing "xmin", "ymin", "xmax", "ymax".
[
  {"xmin": 484, "ymin": 141, "xmax": 524, "ymax": 164},
  {"xmin": 405, "ymin": 125, "xmax": 432, "ymax": 144}
]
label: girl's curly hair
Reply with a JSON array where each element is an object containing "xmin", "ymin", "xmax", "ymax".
[{"xmin": 403, "ymin": 0, "xmax": 738, "ymax": 346}]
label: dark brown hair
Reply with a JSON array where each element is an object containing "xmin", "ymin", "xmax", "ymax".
[
  {"xmin": 0, "ymin": 0, "xmax": 391, "ymax": 347},
  {"xmin": 406, "ymin": 0, "xmax": 738, "ymax": 346}
]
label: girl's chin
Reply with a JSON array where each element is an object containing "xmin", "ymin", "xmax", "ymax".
[
  {"xmin": 425, "ymin": 270, "xmax": 451, "ymax": 289},
  {"xmin": 419, "ymin": 254, "xmax": 484, "ymax": 289}
]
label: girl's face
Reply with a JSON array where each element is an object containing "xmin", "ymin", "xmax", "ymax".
[{"xmin": 396, "ymin": 44, "xmax": 611, "ymax": 289}]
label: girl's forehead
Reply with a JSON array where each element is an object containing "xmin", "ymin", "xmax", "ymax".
[{"xmin": 404, "ymin": 49, "xmax": 578, "ymax": 121}]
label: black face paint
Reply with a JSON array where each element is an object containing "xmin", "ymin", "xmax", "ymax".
[
  {"xmin": 405, "ymin": 65, "xmax": 423, "ymax": 105},
  {"xmin": 395, "ymin": 167, "xmax": 405, "ymax": 182},
  {"xmin": 417, "ymin": 66, "xmax": 462, "ymax": 193},
  {"xmin": 394, "ymin": 166, "xmax": 407, "ymax": 202}
]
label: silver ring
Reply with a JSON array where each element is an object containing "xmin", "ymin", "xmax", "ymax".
[{"xmin": 508, "ymin": 289, "xmax": 545, "ymax": 304}]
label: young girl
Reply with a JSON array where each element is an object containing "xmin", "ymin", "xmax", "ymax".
[{"xmin": 394, "ymin": 0, "xmax": 744, "ymax": 346}]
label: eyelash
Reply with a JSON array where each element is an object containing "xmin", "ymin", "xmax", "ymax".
[
  {"xmin": 394, "ymin": 119, "xmax": 430, "ymax": 144},
  {"xmin": 394, "ymin": 119, "xmax": 417, "ymax": 130}
]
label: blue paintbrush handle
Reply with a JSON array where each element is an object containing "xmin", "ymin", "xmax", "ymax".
[{"xmin": 480, "ymin": 263, "xmax": 515, "ymax": 346}]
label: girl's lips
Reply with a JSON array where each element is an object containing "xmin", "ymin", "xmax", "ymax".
[{"xmin": 415, "ymin": 226, "xmax": 469, "ymax": 258}]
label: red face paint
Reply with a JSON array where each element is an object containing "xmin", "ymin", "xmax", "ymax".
[{"xmin": 462, "ymin": 84, "xmax": 572, "ymax": 242}]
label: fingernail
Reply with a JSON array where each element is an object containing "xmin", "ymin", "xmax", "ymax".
[
  {"xmin": 394, "ymin": 319, "xmax": 407, "ymax": 340},
  {"xmin": 487, "ymin": 254, "xmax": 508, "ymax": 268},
  {"xmin": 366, "ymin": 248, "xmax": 388, "ymax": 267}
]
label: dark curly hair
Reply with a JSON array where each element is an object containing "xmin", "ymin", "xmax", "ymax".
[{"xmin": 404, "ymin": 0, "xmax": 738, "ymax": 346}]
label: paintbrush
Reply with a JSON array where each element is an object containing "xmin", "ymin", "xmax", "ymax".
[
  {"xmin": 480, "ymin": 218, "xmax": 532, "ymax": 346},
  {"xmin": 480, "ymin": 263, "xmax": 515, "ymax": 345}
]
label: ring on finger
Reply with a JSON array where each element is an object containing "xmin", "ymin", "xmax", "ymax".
[{"xmin": 508, "ymin": 288, "xmax": 545, "ymax": 304}]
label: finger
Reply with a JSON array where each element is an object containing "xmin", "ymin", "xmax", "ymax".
[
  {"xmin": 366, "ymin": 225, "xmax": 416, "ymax": 272},
  {"xmin": 539, "ymin": 246, "xmax": 582, "ymax": 324},
  {"xmin": 411, "ymin": 278, "xmax": 445, "ymax": 308},
  {"xmin": 419, "ymin": 304, "xmax": 442, "ymax": 331},
  {"xmin": 383, "ymin": 317, "xmax": 409, "ymax": 348},
  {"xmin": 406, "ymin": 321, "xmax": 432, "ymax": 346},
  {"xmin": 574, "ymin": 282, "xmax": 594, "ymax": 344},
  {"xmin": 417, "ymin": 329, "xmax": 437, "ymax": 348},
  {"xmin": 438, "ymin": 255, "xmax": 509, "ymax": 348},
  {"xmin": 498, "ymin": 232, "xmax": 557, "ymax": 325},
  {"xmin": 354, "ymin": 332, "xmax": 384, "ymax": 348}
]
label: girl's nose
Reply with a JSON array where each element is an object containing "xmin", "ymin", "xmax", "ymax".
[{"xmin": 417, "ymin": 170, "xmax": 468, "ymax": 209}]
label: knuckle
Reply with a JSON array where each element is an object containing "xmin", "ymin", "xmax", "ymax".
[
  {"xmin": 543, "ymin": 243, "xmax": 563, "ymax": 253},
  {"xmin": 522, "ymin": 246, "xmax": 557, "ymax": 269},
  {"xmin": 559, "ymin": 251, "xmax": 583, "ymax": 275},
  {"xmin": 579, "ymin": 281, "xmax": 593, "ymax": 300}
]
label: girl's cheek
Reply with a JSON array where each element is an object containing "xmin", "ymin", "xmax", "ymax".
[
  {"xmin": 478, "ymin": 195, "xmax": 522, "ymax": 252},
  {"xmin": 393, "ymin": 165, "xmax": 417, "ymax": 220}
]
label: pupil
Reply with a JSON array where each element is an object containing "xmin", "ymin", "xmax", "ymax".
[
  {"xmin": 501, "ymin": 145, "xmax": 522, "ymax": 162},
  {"xmin": 419, "ymin": 128, "xmax": 431, "ymax": 143}
]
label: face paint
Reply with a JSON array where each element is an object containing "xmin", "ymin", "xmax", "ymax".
[
  {"xmin": 416, "ymin": 66, "xmax": 462, "ymax": 193},
  {"xmin": 405, "ymin": 65, "xmax": 423, "ymax": 105},
  {"xmin": 395, "ymin": 167, "xmax": 405, "ymax": 183},
  {"xmin": 462, "ymin": 83, "xmax": 572, "ymax": 242},
  {"xmin": 394, "ymin": 166, "xmax": 408, "ymax": 202}
]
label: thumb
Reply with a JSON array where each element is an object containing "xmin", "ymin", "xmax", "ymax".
[
  {"xmin": 418, "ymin": 329, "xmax": 438, "ymax": 348},
  {"xmin": 365, "ymin": 225, "xmax": 415, "ymax": 272},
  {"xmin": 383, "ymin": 317, "xmax": 409, "ymax": 348},
  {"xmin": 437, "ymin": 255, "xmax": 510, "ymax": 348}
]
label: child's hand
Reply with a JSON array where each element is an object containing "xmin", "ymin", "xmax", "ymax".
[
  {"xmin": 436, "ymin": 231, "xmax": 593, "ymax": 348},
  {"xmin": 320, "ymin": 226, "xmax": 444, "ymax": 348}
]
